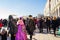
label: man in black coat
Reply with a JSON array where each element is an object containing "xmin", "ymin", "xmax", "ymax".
[
  {"xmin": 52, "ymin": 17, "xmax": 58, "ymax": 36},
  {"xmin": 38, "ymin": 18, "xmax": 44, "ymax": 33},
  {"xmin": 8, "ymin": 15, "xmax": 17, "ymax": 40},
  {"xmin": 26, "ymin": 15, "xmax": 35, "ymax": 40},
  {"xmin": 46, "ymin": 17, "xmax": 51, "ymax": 33}
]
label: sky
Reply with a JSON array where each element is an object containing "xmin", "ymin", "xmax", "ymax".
[{"xmin": 0, "ymin": 0, "xmax": 47, "ymax": 19}]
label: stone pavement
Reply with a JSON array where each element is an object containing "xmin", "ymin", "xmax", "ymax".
[
  {"xmin": 27, "ymin": 28, "xmax": 60, "ymax": 40},
  {"xmin": 27, "ymin": 33, "xmax": 60, "ymax": 40},
  {"xmin": 0, "ymin": 32, "xmax": 60, "ymax": 40},
  {"xmin": 0, "ymin": 28, "xmax": 60, "ymax": 40}
]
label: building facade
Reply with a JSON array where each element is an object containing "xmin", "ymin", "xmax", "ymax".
[
  {"xmin": 44, "ymin": 0, "xmax": 50, "ymax": 16},
  {"xmin": 44, "ymin": 0, "xmax": 60, "ymax": 17}
]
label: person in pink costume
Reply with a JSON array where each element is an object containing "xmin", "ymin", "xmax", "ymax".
[{"xmin": 15, "ymin": 17, "xmax": 27, "ymax": 40}]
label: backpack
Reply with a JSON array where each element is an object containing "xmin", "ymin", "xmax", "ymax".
[{"xmin": 28, "ymin": 19, "xmax": 35, "ymax": 31}]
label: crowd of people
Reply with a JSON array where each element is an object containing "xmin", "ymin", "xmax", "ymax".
[{"xmin": 0, "ymin": 15, "xmax": 60, "ymax": 40}]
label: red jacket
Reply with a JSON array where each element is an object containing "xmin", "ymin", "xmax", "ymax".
[{"xmin": 0, "ymin": 23, "xmax": 3, "ymax": 28}]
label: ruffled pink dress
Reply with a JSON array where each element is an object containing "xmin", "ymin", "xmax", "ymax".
[{"xmin": 15, "ymin": 20, "xmax": 27, "ymax": 40}]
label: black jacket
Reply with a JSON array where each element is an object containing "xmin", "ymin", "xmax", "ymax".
[
  {"xmin": 27, "ymin": 19, "xmax": 35, "ymax": 35},
  {"xmin": 46, "ymin": 19, "xmax": 50, "ymax": 26},
  {"xmin": 8, "ymin": 19, "xmax": 18, "ymax": 34},
  {"xmin": 52, "ymin": 19, "xmax": 58, "ymax": 28}
]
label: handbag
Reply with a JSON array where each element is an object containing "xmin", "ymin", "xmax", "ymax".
[
  {"xmin": 0, "ymin": 27, "xmax": 7, "ymax": 35},
  {"xmin": 1, "ymin": 29, "xmax": 7, "ymax": 35}
]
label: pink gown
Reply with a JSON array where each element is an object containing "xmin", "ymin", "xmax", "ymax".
[{"xmin": 15, "ymin": 20, "xmax": 27, "ymax": 40}]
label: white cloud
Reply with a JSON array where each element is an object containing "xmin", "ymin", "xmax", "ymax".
[{"xmin": 0, "ymin": 8, "xmax": 18, "ymax": 19}]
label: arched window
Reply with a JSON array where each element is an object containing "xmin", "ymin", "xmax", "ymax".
[{"xmin": 56, "ymin": 9, "xmax": 58, "ymax": 17}]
